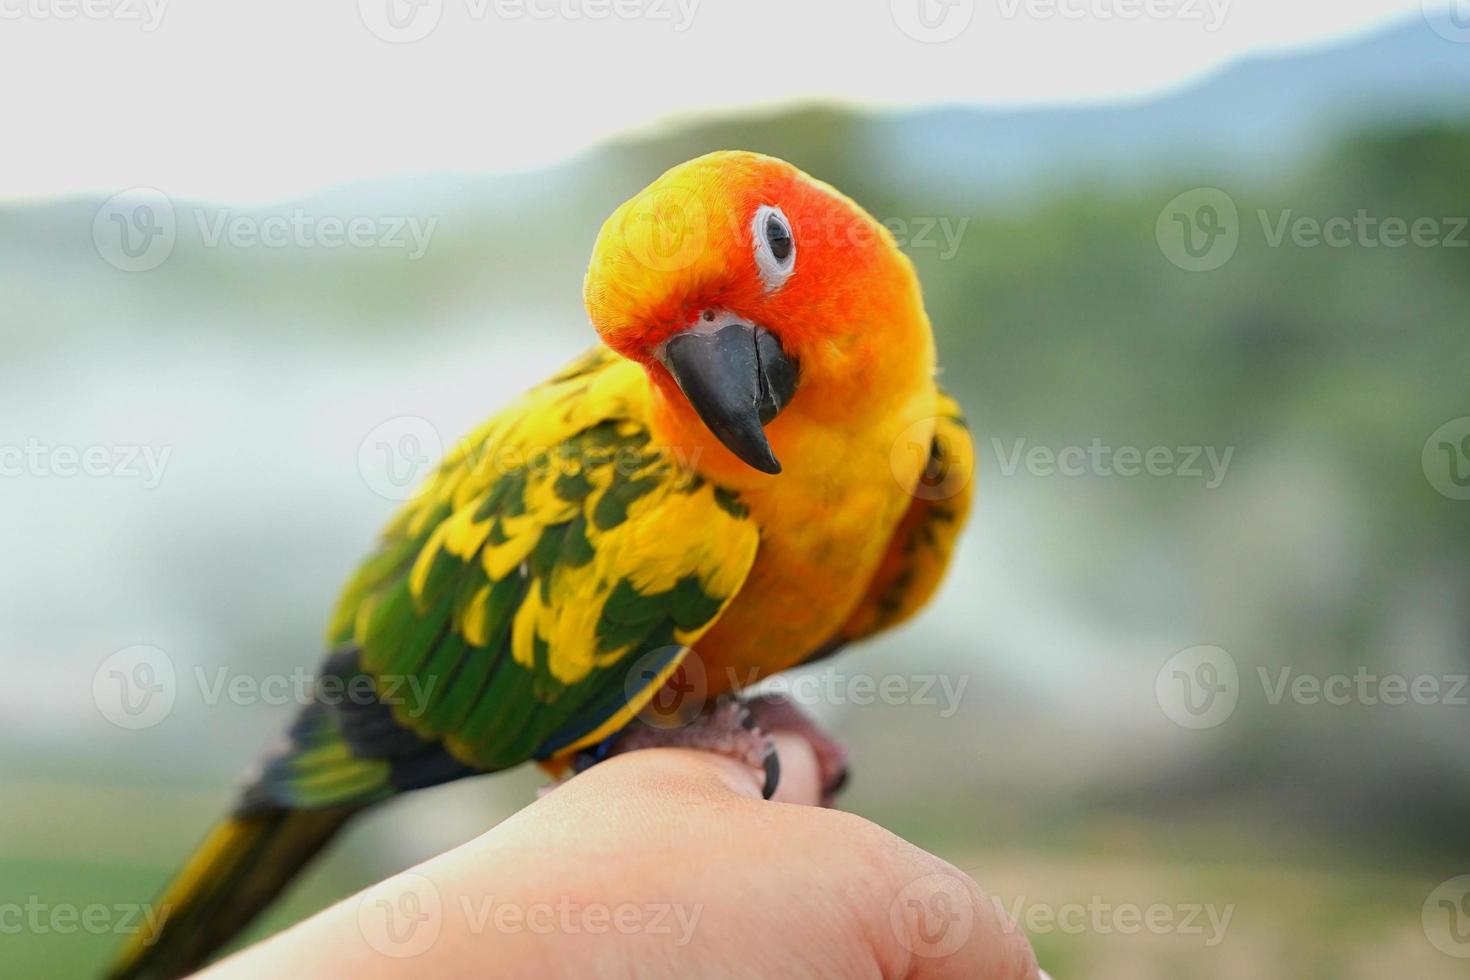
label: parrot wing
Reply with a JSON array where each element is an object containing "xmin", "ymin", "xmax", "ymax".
[
  {"xmin": 340, "ymin": 345, "xmax": 759, "ymax": 772},
  {"xmin": 818, "ymin": 389, "xmax": 974, "ymax": 653},
  {"xmin": 262, "ymin": 346, "xmax": 760, "ymax": 808}
]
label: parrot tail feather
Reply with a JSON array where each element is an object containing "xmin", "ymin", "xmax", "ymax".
[{"xmin": 103, "ymin": 805, "xmax": 357, "ymax": 980}]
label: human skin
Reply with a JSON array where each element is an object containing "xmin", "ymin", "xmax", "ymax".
[{"xmin": 198, "ymin": 734, "xmax": 1040, "ymax": 980}]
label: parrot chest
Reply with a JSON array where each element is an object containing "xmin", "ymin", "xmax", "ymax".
[{"xmin": 694, "ymin": 433, "xmax": 930, "ymax": 695}]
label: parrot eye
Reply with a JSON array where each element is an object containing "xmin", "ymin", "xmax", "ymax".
[{"xmin": 752, "ymin": 205, "xmax": 795, "ymax": 291}]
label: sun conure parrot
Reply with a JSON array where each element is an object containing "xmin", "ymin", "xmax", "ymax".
[{"xmin": 106, "ymin": 150, "xmax": 974, "ymax": 979}]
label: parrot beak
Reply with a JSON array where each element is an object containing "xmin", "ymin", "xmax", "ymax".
[{"xmin": 657, "ymin": 312, "xmax": 799, "ymax": 475}]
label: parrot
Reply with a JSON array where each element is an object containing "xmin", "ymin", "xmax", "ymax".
[{"xmin": 105, "ymin": 150, "xmax": 974, "ymax": 979}]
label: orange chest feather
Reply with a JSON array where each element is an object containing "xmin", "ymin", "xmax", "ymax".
[{"xmin": 694, "ymin": 402, "xmax": 937, "ymax": 694}]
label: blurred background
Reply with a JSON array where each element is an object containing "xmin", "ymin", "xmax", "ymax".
[{"xmin": 4, "ymin": 2, "xmax": 1470, "ymax": 977}]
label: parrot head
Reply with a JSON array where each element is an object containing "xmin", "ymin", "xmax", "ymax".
[{"xmin": 584, "ymin": 151, "xmax": 931, "ymax": 477}]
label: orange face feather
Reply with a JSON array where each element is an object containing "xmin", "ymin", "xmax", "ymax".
[
  {"xmin": 584, "ymin": 150, "xmax": 936, "ymax": 488},
  {"xmin": 585, "ymin": 151, "xmax": 945, "ymax": 684}
]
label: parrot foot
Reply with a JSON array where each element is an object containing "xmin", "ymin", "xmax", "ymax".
[
  {"xmin": 741, "ymin": 692, "xmax": 850, "ymax": 807},
  {"xmin": 571, "ymin": 698, "xmax": 782, "ymax": 799}
]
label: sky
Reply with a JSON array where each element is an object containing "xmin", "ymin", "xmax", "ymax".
[{"xmin": 0, "ymin": 0, "xmax": 1450, "ymax": 203}]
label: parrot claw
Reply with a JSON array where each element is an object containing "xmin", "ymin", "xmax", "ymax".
[
  {"xmin": 741, "ymin": 693, "xmax": 851, "ymax": 807},
  {"xmin": 568, "ymin": 697, "xmax": 783, "ymax": 799}
]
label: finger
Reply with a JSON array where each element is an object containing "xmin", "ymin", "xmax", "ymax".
[
  {"xmin": 540, "ymin": 731, "xmax": 825, "ymax": 810},
  {"xmin": 765, "ymin": 731, "xmax": 821, "ymax": 806},
  {"xmin": 883, "ymin": 864, "xmax": 1040, "ymax": 980}
]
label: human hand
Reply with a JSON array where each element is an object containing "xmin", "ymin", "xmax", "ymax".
[{"xmin": 199, "ymin": 733, "xmax": 1041, "ymax": 979}]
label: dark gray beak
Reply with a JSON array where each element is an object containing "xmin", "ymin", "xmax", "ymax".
[{"xmin": 659, "ymin": 313, "xmax": 799, "ymax": 475}]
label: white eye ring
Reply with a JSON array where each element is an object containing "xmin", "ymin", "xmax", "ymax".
[{"xmin": 751, "ymin": 204, "xmax": 795, "ymax": 292}]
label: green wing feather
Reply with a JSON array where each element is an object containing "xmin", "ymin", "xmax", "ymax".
[{"xmin": 327, "ymin": 347, "xmax": 760, "ymax": 772}]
